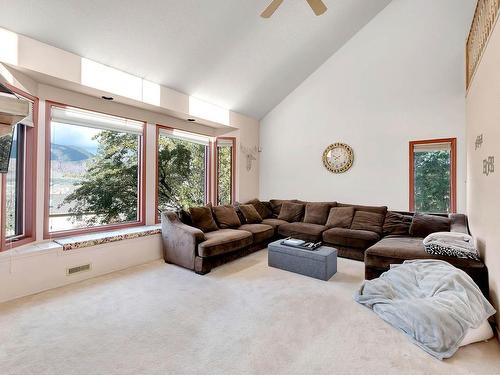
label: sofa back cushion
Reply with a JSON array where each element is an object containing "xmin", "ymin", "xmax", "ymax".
[
  {"xmin": 212, "ymin": 205, "xmax": 242, "ymax": 229},
  {"xmin": 269, "ymin": 199, "xmax": 293, "ymax": 217},
  {"xmin": 246, "ymin": 199, "xmax": 273, "ymax": 219},
  {"xmin": 383, "ymin": 211, "xmax": 413, "ymax": 236},
  {"xmin": 409, "ymin": 213, "xmax": 450, "ymax": 237},
  {"xmin": 190, "ymin": 204, "xmax": 219, "ymax": 232},
  {"xmin": 278, "ymin": 202, "xmax": 305, "ymax": 222},
  {"xmin": 337, "ymin": 203, "xmax": 388, "ymax": 215},
  {"xmin": 303, "ymin": 202, "xmax": 334, "ymax": 225},
  {"xmin": 326, "ymin": 207, "xmax": 354, "ymax": 228},
  {"xmin": 350, "ymin": 211, "xmax": 385, "ymax": 234},
  {"xmin": 239, "ymin": 204, "xmax": 263, "ymax": 224}
]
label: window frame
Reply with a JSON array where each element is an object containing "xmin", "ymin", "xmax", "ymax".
[
  {"xmin": 44, "ymin": 101, "xmax": 146, "ymax": 239},
  {"xmin": 409, "ymin": 137, "xmax": 457, "ymax": 213},
  {"xmin": 215, "ymin": 137, "xmax": 236, "ymax": 205},
  {"xmin": 0, "ymin": 84, "xmax": 38, "ymax": 252},
  {"xmin": 155, "ymin": 124, "xmax": 213, "ymax": 223}
]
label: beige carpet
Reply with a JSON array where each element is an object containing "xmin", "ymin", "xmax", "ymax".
[{"xmin": 1, "ymin": 250, "xmax": 499, "ymax": 375}]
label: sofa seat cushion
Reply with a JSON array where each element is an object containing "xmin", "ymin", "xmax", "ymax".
[
  {"xmin": 198, "ymin": 229, "xmax": 253, "ymax": 257},
  {"xmin": 239, "ymin": 224, "xmax": 274, "ymax": 243},
  {"xmin": 365, "ymin": 236, "xmax": 485, "ymax": 270},
  {"xmin": 278, "ymin": 222, "xmax": 327, "ymax": 242},
  {"xmin": 323, "ymin": 228, "xmax": 380, "ymax": 249},
  {"xmin": 262, "ymin": 218, "xmax": 289, "ymax": 230}
]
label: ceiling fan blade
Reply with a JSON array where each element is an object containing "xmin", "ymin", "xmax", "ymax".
[
  {"xmin": 260, "ymin": 0, "xmax": 284, "ymax": 18},
  {"xmin": 306, "ymin": 0, "xmax": 327, "ymax": 16}
]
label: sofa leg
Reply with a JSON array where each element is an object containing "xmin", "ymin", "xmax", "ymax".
[{"xmin": 195, "ymin": 269, "xmax": 210, "ymax": 275}]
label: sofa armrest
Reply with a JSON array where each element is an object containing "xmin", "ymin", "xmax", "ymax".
[{"xmin": 161, "ymin": 210, "xmax": 206, "ymax": 270}]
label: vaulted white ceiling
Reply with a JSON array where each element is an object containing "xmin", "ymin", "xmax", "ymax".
[{"xmin": 0, "ymin": 0, "xmax": 391, "ymax": 119}]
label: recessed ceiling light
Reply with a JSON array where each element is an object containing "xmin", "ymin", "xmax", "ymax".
[
  {"xmin": 101, "ymin": 96, "xmax": 114, "ymax": 101},
  {"xmin": 187, "ymin": 118, "xmax": 196, "ymax": 122}
]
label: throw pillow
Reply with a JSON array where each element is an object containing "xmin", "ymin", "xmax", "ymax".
[
  {"xmin": 212, "ymin": 205, "xmax": 242, "ymax": 229},
  {"xmin": 326, "ymin": 207, "xmax": 354, "ymax": 228},
  {"xmin": 278, "ymin": 202, "xmax": 305, "ymax": 222},
  {"xmin": 233, "ymin": 202, "xmax": 247, "ymax": 224},
  {"xmin": 303, "ymin": 202, "xmax": 332, "ymax": 225},
  {"xmin": 269, "ymin": 199, "xmax": 292, "ymax": 217},
  {"xmin": 246, "ymin": 199, "xmax": 273, "ymax": 219},
  {"xmin": 178, "ymin": 209, "xmax": 192, "ymax": 226},
  {"xmin": 409, "ymin": 213, "xmax": 450, "ymax": 238},
  {"xmin": 239, "ymin": 204, "xmax": 263, "ymax": 224},
  {"xmin": 350, "ymin": 211, "xmax": 385, "ymax": 234},
  {"xmin": 423, "ymin": 232, "xmax": 480, "ymax": 261},
  {"xmin": 190, "ymin": 204, "xmax": 219, "ymax": 232},
  {"xmin": 383, "ymin": 211, "xmax": 413, "ymax": 236}
]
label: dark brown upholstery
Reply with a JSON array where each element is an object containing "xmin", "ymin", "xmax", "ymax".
[
  {"xmin": 326, "ymin": 206, "xmax": 354, "ymax": 228},
  {"xmin": 383, "ymin": 211, "xmax": 412, "ymax": 236},
  {"xmin": 278, "ymin": 202, "xmax": 305, "ymax": 222},
  {"xmin": 239, "ymin": 204, "xmax": 263, "ymax": 224},
  {"xmin": 337, "ymin": 203, "xmax": 388, "ymax": 215},
  {"xmin": 303, "ymin": 202, "xmax": 334, "ymax": 225},
  {"xmin": 239, "ymin": 224, "xmax": 274, "ymax": 243},
  {"xmin": 190, "ymin": 204, "xmax": 219, "ymax": 232},
  {"xmin": 269, "ymin": 199, "xmax": 294, "ymax": 217},
  {"xmin": 350, "ymin": 211, "xmax": 385, "ymax": 234},
  {"xmin": 198, "ymin": 229, "xmax": 253, "ymax": 257},
  {"xmin": 323, "ymin": 228, "xmax": 380, "ymax": 249},
  {"xmin": 334, "ymin": 245, "xmax": 365, "ymax": 261},
  {"xmin": 161, "ymin": 211, "xmax": 206, "ymax": 270},
  {"xmin": 164, "ymin": 202, "xmax": 488, "ymax": 295},
  {"xmin": 261, "ymin": 218, "xmax": 288, "ymax": 230},
  {"xmin": 409, "ymin": 213, "xmax": 450, "ymax": 237},
  {"xmin": 278, "ymin": 222, "xmax": 327, "ymax": 242},
  {"xmin": 246, "ymin": 199, "xmax": 273, "ymax": 219},
  {"xmin": 364, "ymin": 236, "xmax": 486, "ymax": 269},
  {"xmin": 212, "ymin": 205, "xmax": 242, "ymax": 229}
]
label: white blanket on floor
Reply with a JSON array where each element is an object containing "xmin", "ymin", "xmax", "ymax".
[{"xmin": 353, "ymin": 259, "xmax": 495, "ymax": 360}]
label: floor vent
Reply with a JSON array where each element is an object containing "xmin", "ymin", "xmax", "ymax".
[{"xmin": 67, "ymin": 264, "xmax": 91, "ymax": 275}]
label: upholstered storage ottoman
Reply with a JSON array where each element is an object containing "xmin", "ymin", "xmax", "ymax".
[{"xmin": 268, "ymin": 240, "xmax": 337, "ymax": 281}]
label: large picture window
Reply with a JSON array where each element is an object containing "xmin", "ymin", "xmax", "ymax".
[
  {"xmin": 46, "ymin": 104, "xmax": 145, "ymax": 236},
  {"xmin": 156, "ymin": 126, "xmax": 210, "ymax": 217},
  {"xmin": 409, "ymin": 138, "xmax": 456, "ymax": 213},
  {"xmin": 1, "ymin": 86, "xmax": 37, "ymax": 250},
  {"xmin": 216, "ymin": 137, "xmax": 235, "ymax": 205}
]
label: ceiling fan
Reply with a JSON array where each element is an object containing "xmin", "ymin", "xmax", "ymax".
[{"xmin": 261, "ymin": 0, "xmax": 327, "ymax": 18}]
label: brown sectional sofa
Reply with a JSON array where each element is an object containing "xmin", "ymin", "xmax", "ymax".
[{"xmin": 161, "ymin": 199, "xmax": 489, "ymax": 295}]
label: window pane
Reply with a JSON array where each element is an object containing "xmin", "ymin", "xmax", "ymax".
[
  {"xmin": 157, "ymin": 134, "xmax": 207, "ymax": 213},
  {"xmin": 49, "ymin": 115, "xmax": 140, "ymax": 232},
  {"xmin": 413, "ymin": 144, "xmax": 451, "ymax": 213},
  {"xmin": 217, "ymin": 145, "xmax": 232, "ymax": 205},
  {"xmin": 5, "ymin": 124, "xmax": 24, "ymax": 238}
]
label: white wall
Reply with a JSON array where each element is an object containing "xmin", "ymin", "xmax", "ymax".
[
  {"xmin": 0, "ymin": 236, "xmax": 162, "ymax": 303},
  {"xmin": 260, "ymin": 0, "xmax": 475, "ymax": 212},
  {"xmin": 466, "ymin": 15, "xmax": 500, "ymax": 332}
]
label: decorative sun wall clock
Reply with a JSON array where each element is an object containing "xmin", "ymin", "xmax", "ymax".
[{"xmin": 323, "ymin": 143, "xmax": 354, "ymax": 173}]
